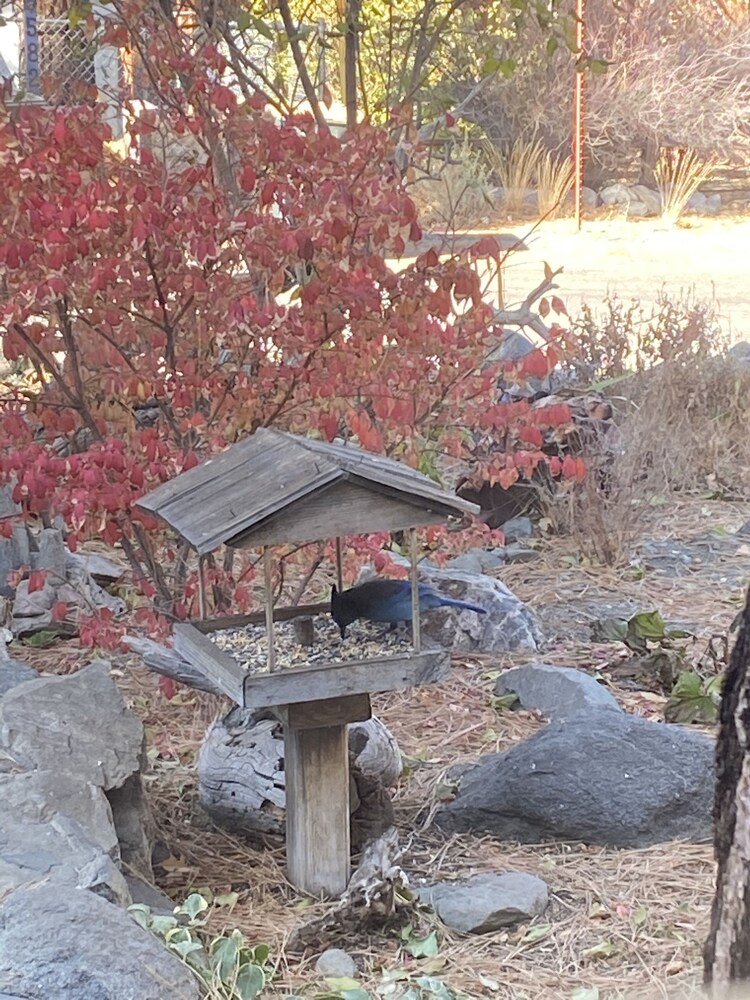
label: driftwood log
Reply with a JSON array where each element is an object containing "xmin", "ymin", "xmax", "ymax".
[
  {"xmin": 196, "ymin": 709, "xmax": 400, "ymax": 849},
  {"xmin": 126, "ymin": 636, "xmax": 402, "ymax": 850},
  {"xmin": 705, "ymin": 584, "xmax": 750, "ymax": 988}
]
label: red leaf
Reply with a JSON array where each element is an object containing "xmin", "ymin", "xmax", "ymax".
[
  {"xmin": 518, "ymin": 425, "xmax": 543, "ymax": 448},
  {"xmin": 51, "ymin": 600, "xmax": 68, "ymax": 621},
  {"xmin": 562, "ymin": 455, "xmax": 577, "ymax": 478},
  {"xmin": 28, "ymin": 569, "xmax": 46, "ymax": 593},
  {"xmin": 239, "ymin": 165, "xmax": 256, "ymax": 191},
  {"xmin": 539, "ymin": 297, "xmax": 550, "ymax": 318},
  {"xmin": 551, "ymin": 295, "xmax": 568, "ymax": 315},
  {"xmin": 158, "ymin": 675, "xmax": 178, "ymax": 700}
]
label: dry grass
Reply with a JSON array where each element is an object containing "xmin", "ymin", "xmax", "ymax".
[
  {"xmin": 614, "ymin": 355, "xmax": 750, "ymax": 497},
  {"xmin": 484, "ymin": 138, "xmax": 544, "ymax": 216},
  {"xmin": 536, "ymin": 150, "xmax": 575, "ymax": 219},
  {"xmin": 655, "ymin": 149, "xmax": 717, "ymax": 225}
]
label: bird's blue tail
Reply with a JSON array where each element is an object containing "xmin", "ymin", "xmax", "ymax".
[{"xmin": 439, "ymin": 596, "xmax": 487, "ymax": 615}]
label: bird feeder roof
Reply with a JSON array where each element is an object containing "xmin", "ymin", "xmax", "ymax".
[{"xmin": 136, "ymin": 429, "xmax": 479, "ymax": 554}]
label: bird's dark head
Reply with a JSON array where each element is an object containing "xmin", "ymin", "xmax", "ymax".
[{"xmin": 330, "ymin": 584, "xmax": 356, "ymax": 639}]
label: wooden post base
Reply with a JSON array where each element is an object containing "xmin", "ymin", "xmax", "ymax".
[
  {"xmin": 284, "ymin": 692, "xmax": 372, "ymax": 897},
  {"xmin": 285, "ymin": 723, "xmax": 351, "ymax": 897}
]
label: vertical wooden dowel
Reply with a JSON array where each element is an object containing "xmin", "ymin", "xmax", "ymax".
[
  {"xmin": 335, "ymin": 537, "xmax": 344, "ymax": 592},
  {"xmin": 409, "ymin": 528, "xmax": 421, "ymax": 652},
  {"xmin": 197, "ymin": 554, "xmax": 208, "ymax": 620},
  {"xmin": 263, "ymin": 546, "xmax": 276, "ymax": 673}
]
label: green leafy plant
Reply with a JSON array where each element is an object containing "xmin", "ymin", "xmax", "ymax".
[
  {"xmin": 665, "ymin": 670, "xmax": 723, "ymax": 724},
  {"xmin": 129, "ymin": 893, "xmax": 268, "ymax": 1000}
]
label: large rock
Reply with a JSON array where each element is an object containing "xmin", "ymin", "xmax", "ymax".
[
  {"xmin": 494, "ymin": 664, "xmax": 621, "ymax": 720},
  {"xmin": 599, "ymin": 183, "xmax": 632, "ymax": 206},
  {"xmin": 0, "ymin": 658, "xmax": 38, "ymax": 697},
  {"xmin": 0, "ymin": 660, "xmax": 153, "ymax": 879},
  {"xmin": 630, "ymin": 184, "xmax": 662, "ymax": 215},
  {"xmin": 418, "ymin": 567, "xmax": 542, "ymax": 652},
  {"xmin": 0, "ymin": 660, "xmax": 143, "ymax": 789},
  {"xmin": 0, "ymin": 884, "xmax": 200, "ymax": 1000},
  {"xmin": 728, "ymin": 341, "xmax": 750, "ymax": 368},
  {"xmin": 0, "ymin": 770, "xmax": 130, "ymax": 905},
  {"xmin": 417, "ymin": 871, "xmax": 548, "ymax": 934},
  {"xmin": 436, "ymin": 710, "xmax": 714, "ymax": 847}
]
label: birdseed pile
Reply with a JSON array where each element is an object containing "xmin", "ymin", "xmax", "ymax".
[{"xmin": 211, "ymin": 614, "xmax": 414, "ymax": 673}]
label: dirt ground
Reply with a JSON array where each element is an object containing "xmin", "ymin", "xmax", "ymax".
[{"xmin": 498, "ymin": 216, "xmax": 750, "ymax": 343}]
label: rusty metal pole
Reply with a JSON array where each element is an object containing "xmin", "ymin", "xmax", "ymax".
[{"xmin": 573, "ymin": 0, "xmax": 586, "ymax": 231}]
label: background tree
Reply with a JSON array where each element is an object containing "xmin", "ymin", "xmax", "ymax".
[
  {"xmin": 0, "ymin": 0, "xmax": 573, "ymax": 644},
  {"xmin": 705, "ymin": 584, "xmax": 750, "ymax": 986}
]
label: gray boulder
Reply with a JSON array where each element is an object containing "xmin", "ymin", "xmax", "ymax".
[
  {"xmin": 500, "ymin": 516, "xmax": 533, "ymax": 542},
  {"xmin": 0, "ymin": 660, "xmax": 152, "ymax": 879},
  {"xmin": 630, "ymin": 184, "xmax": 662, "ymax": 215},
  {"xmin": 418, "ymin": 566, "xmax": 542, "ymax": 652},
  {"xmin": 627, "ymin": 200, "xmax": 648, "ymax": 217},
  {"xmin": 581, "ymin": 186, "xmax": 599, "ymax": 209},
  {"xmin": 687, "ymin": 191, "xmax": 707, "ymax": 212},
  {"xmin": 0, "ymin": 770, "xmax": 130, "ymax": 905},
  {"xmin": 436, "ymin": 710, "xmax": 714, "ymax": 847},
  {"xmin": 0, "ymin": 658, "xmax": 38, "ymax": 697},
  {"xmin": 0, "ymin": 884, "xmax": 200, "ymax": 1000},
  {"xmin": 445, "ymin": 548, "xmax": 506, "ymax": 575},
  {"xmin": 494, "ymin": 664, "xmax": 621, "ymax": 720},
  {"xmin": 728, "ymin": 341, "xmax": 750, "ymax": 368},
  {"xmin": 599, "ymin": 183, "xmax": 632, "ymax": 206},
  {"xmin": 705, "ymin": 193, "xmax": 721, "ymax": 214},
  {"xmin": 0, "ymin": 660, "xmax": 143, "ymax": 789},
  {"xmin": 417, "ymin": 871, "xmax": 548, "ymax": 934}
]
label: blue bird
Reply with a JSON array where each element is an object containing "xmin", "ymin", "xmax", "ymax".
[{"xmin": 330, "ymin": 577, "xmax": 487, "ymax": 638}]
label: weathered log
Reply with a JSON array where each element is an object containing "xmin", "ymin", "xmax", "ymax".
[
  {"xmin": 704, "ymin": 584, "xmax": 750, "ymax": 988},
  {"xmin": 196, "ymin": 709, "xmax": 400, "ymax": 845},
  {"xmin": 123, "ymin": 635, "xmax": 225, "ymax": 697}
]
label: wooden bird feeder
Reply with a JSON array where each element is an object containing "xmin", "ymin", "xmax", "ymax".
[{"xmin": 136, "ymin": 429, "xmax": 479, "ymax": 897}]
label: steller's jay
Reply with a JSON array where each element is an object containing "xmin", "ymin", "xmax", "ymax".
[{"xmin": 330, "ymin": 577, "xmax": 487, "ymax": 638}]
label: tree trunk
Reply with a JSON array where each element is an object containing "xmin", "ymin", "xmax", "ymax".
[{"xmin": 704, "ymin": 584, "xmax": 750, "ymax": 987}]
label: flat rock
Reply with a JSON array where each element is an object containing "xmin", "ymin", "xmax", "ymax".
[
  {"xmin": 0, "ymin": 659, "xmax": 144, "ymax": 791},
  {"xmin": 445, "ymin": 548, "xmax": 506, "ymax": 574},
  {"xmin": 417, "ymin": 871, "xmax": 548, "ymax": 933},
  {"xmin": 65, "ymin": 549, "xmax": 127, "ymax": 581},
  {"xmin": 0, "ymin": 658, "xmax": 38, "ymax": 697},
  {"xmin": 418, "ymin": 567, "xmax": 541, "ymax": 653},
  {"xmin": 0, "ymin": 770, "xmax": 130, "ymax": 905},
  {"xmin": 0, "ymin": 884, "xmax": 200, "ymax": 1000},
  {"xmin": 436, "ymin": 710, "xmax": 714, "ymax": 847},
  {"xmin": 738, "ymin": 519, "xmax": 750, "ymax": 537},
  {"xmin": 500, "ymin": 516, "xmax": 533, "ymax": 542},
  {"xmin": 494, "ymin": 663, "xmax": 621, "ymax": 720},
  {"xmin": 11, "ymin": 579, "xmax": 57, "ymax": 618}
]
